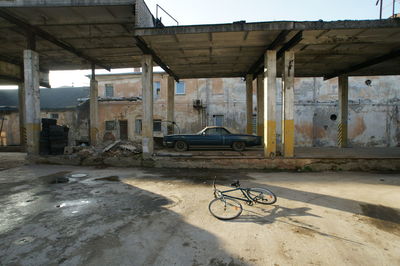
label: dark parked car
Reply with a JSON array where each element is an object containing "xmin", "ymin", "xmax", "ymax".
[{"xmin": 163, "ymin": 126, "xmax": 262, "ymax": 152}]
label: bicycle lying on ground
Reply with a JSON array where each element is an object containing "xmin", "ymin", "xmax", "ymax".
[{"xmin": 208, "ymin": 177, "xmax": 277, "ymax": 220}]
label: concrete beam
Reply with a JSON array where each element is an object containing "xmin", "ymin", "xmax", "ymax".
[
  {"xmin": 135, "ymin": 20, "xmax": 400, "ymax": 36},
  {"xmin": 134, "ymin": 36, "xmax": 179, "ymax": 82},
  {"xmin": 338, "ymin": 75, "xmax": 348, "ymax": 148},
  {"xmin": 247, "ymin": 30, "xmax": 290, "ymax": 78},
  {"xmin": 254, "ymin": 31, "xmax": 303, "ymax": 78},
  {"xmin": 256, "ymin": 74, "xmax": 264, "ymax": 138},
  {"xmin": 264, "ymin": 50, "xmax": 277, "ymax": 158},
  {"xmin": 24, "ymin": 50, "xmax": 40, "ymax": 155},
  {"xmin": 89, "ymin": 67, "xmax": 99, "ymax": 146},
  {"xmin": 282, "ymin": 51, "xmax": 295, "ymax": 158},
  {"xmin": 246, "ymin": 74, "xmax": 253, "ymax": 135},
  {"xmin": 324, "ymin": 49, "xmax": 400, "ymax": 80},
  {"xmin": 0, "ymin": 60, "xmax": 50, "ymax": 87},
  {"xmin": 0, "ymin": 9, "xmax": 111, "ymax": 71},
  {"xmin": 141, "ymin": 54, "xmax": 154, "ymax": 158},
  {"xmin": 0, "ymin": 0, "xmax": 135, "ymax": 7},
  {"xmin": 167, "ymin": 76, "xmax": 175, "ymax": 135}
]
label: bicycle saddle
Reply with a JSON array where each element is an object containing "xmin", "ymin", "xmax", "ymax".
[{"xmin": 231, "ymin": 180, "xmax": 240, "ymax": 187}]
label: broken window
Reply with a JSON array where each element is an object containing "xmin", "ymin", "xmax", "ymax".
[
  {"xmin": 105, "ymin": 84, "xmax": 114, "ymax": 97},
  {"xmin": 153, "ymin": 82, "xmax": 161, "ymax": 100},
  {"xmin": 105, "ymin": 121, "xmax": 116, "ymax": 131},
  {"xmin": 50, "ymin": 113, "xmax": 59, "ymax": 119},
  {"xmin": 135, "ymin": 119, "xmax": 142, "ymax": 135},
  {"xmin": 153, "ymin": 119, "xmax": 162, "ymax": 132},
  {"xmin": 176, "ymin": 81, "xmax": 185, "ymax": 95}
]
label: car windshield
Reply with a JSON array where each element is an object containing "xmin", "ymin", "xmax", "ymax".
[{"xmin": 196, "ymin": 127, "xmax": 231, "ymax": 135}]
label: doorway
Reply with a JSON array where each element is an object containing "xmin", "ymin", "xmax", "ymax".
[{"xmin": 119, "ymin": 120, "xmax": 128, "ymax": 140}]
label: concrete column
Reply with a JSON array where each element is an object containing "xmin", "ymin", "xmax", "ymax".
[
  {"xmin": 141, "ymin": 54, "xmax": 154, "ymax": 158},
  {"xmin": 89, "ymin": 67, "xmax": 99, "ymax": 146},
  {"xmin": 23, "ymin": 50, "xmax": 40, "ymax": 155},
  {"xmin": 338, "ymin": 75, "xmax": 348, "ymax": 148},
  {"xmin": 246, "ymin": 74, "xmax": 253, "ymax": 134},
  {"xmin": 264, "ymin": 50, "xmax": 277, "ymax": 158},
  {"xmin": 167, "ymin": 76, "xmax": 175, "ymax": 134},
  {"xmin": 282, "ymin": 51, "xmax": 295, "ymax": 157},
  {"xmin": 18, "ymin": 82, "xmax": 26, "ymax": 150},
  {"xmin": 256, "ymin": 74, "xmax": 264, "ymax": 138}
]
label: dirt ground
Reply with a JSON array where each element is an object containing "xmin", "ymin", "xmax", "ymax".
[{"xmin": 0, "ymin": 160, "xmax": 399, "ymax": 265}]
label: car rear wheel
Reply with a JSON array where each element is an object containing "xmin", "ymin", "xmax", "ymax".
[
  {"xmin": 174, "ymin": 141, "xmax": 188, "ymax": 152},
  {"xmin": 232, "ymin": 141, "xmax": 246, "ymax": 151}
]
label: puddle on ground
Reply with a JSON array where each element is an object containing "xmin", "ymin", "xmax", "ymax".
[
  {"xmin": 360, "ymin": 203, "xmax": 400, "ymax": 236},
  {"xmin": 95, "ymin": 176, "xmax": 120, "ymax": 182},
  {"xmin": 140, "ymin": 168, "xmax": 254, "ymax": 185},
  {"xmin": 38, "ymin": 171, "xmax": 71, "ymax": 184}
]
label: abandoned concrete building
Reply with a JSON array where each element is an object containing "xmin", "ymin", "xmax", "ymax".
[
  {"xmin": 0, "ymin": 0, "xmax": 399, "ymax": 163},
  {"xmin": 1, "ymin": 73, "xmax": 399, "ymax": 149}
]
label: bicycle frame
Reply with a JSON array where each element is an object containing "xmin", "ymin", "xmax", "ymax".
[
  {"xmin": 218, "ymin": 187, "xmax": 254, "ymax": 204},
  {"xmin": 212, "ymin": 176, "xmax": 254, "ymax": 204}
]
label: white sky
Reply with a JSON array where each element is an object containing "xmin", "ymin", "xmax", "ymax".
[{"xmin": 1, "ymin": 0, "xmax": 399, "ymax": 89}]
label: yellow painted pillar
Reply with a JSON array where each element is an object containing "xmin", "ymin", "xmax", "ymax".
[
  {"xmin": 246, "ymin": 74, "xmax": 253, "ymax": 134},
  {"xmin": 338, "ymin": 75, "xmax": 348, "ymax": 148},
  {"xmin": 263, "ymin": 50, "xmax": 277, "ymax": 158},
  {"xmin": 256, "ymin": 74, "xmax": 264, "ymax": 138},
  {"xmin": 282, "ymin": 51, "xmax": 295, "ymax": 157}
]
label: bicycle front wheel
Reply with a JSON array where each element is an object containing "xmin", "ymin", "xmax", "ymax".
[
  {"xmin": 208, "ymin": 198, "xmax": 243, "ymax": 220},
  {"xmin": 247, "ymin": 188, "xmax": 277, "ymax": 205}
]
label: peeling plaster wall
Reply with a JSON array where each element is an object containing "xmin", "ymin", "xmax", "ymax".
[
  {"xmin": 93, "ymin": 73, "xmax": 400, "ymax": 148},
  {"xmin": 1, "ymin": 74, "xmax": 399, "ymax": 148},
  {"xmin": 0, "ymin": 110, "xmax": 75, "ymax": 146}
]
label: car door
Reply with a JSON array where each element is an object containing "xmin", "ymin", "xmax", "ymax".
[
  {"xmin": 204, "ymin": 128, "xmax": 223, "ymax": 145},
  {"xmin": 217, "ymin": 127, "xmax": 231, "ymax": 145}
]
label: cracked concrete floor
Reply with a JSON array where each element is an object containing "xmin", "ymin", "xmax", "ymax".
[{"xmin": 0, "ymin": 163, "xmax": 399, "ymax": 266}]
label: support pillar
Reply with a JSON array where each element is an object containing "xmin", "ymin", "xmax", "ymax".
[
  {"xmin": 264, "ymin": 50, "xmax": 277, "ymax": 158},
  {"xmin": 338, "ymin": 75, "xmax": 348, "ymax": 148},
  {"xmin": 256, "ymin": 74, "xmax": 264, "ymax": 138},
  {"xmin": 246, "ymin": 74, "xmax": 253, "ymax": 134},
  {"xmin": 23, "ymin": 50, "xmax": 40, "ymax": 155},
  {"xmin": 167, "ymin": 76, "xmax": 175, "ymax": 135},
  {"xmin": 89, "ymin": 65, "xmax": 99, "ymax": 146},
  {"xmin": 142, "ymin": 54, "xmax": 154, "ymax": 158},
  {"xmin": 282, "ymin": 51, "xmax": 295, "ymax": 157},
  {"xmin": 18, "ymin": 82, "xmax": 26, "ymax": 150}
]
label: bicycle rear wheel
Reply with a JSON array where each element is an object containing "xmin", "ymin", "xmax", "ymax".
[
  {"xmin": 208, "ymin": 198, "xmax": 243, "ymax": 220},
  {"xmin": 247, "ymin": 188, "xmax": 277, "ymax": 205}
]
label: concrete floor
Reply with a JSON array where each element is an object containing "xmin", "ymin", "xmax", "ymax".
[
  {"xmin": 0, "ymin": 160, "xmax": 399, "ymax": 265},
  {"xmin": 156, "ymin": 147, "xmax": 400, "ymax": 159}
]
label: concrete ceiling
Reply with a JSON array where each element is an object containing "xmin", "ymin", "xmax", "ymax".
[
  {"xmin": 0, "ymin": 0, "xmax": 146, "ymax": 71},
  {"xmin": 0, "ymin": 1, "xmax": 399, "ymax": 83},
  {"xmin": 135, "ymin": 20, "xmax": 400, "ymax": 79}
]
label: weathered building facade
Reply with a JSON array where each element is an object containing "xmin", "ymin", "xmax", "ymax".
[
  {"xmin": 1, "ymin": 74, "xmax": 399, "ymax": 148},
  {"xmin": 94, "ymin": 73, "xmax": 400, "ymax": 148}
]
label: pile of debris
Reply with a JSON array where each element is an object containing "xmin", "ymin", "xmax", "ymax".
[{"xmin": 65, "ymin": 140, "xmax": 142, "ymax": 158}]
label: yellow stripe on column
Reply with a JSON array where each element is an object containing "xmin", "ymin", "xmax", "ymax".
[
  {"xmin": 283, "ymin": 120, "xmax": 295, "ymax": 157},
  {"xmin": 264, "ymin": 120, "xmax": 276, "ymax": 157}
]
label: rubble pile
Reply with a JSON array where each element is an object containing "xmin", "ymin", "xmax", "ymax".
[{"xmin": 65, "ymin": 140, "xmax": 143, "ymax": 158}]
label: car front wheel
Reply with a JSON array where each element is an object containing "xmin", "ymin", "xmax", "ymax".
[
  {"xmin": 174, "ymin": 140, "xmax": 188, "ymax": 152},
  {"xmin": 232, "ymin": 141, "xmax": 246, "ymax": 151}
]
